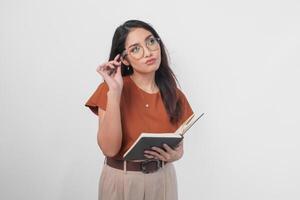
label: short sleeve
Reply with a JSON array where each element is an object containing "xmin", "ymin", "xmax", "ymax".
[
  {"xmin": 84, "ymin": 81, "xmax": 109, "ymax": 115},
  {"xmin": 177, "ymin": 88, "xmax": 194, "ymax": 125}
]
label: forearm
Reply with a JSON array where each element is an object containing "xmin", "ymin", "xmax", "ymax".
[{"xmin": 98, "ymin": 92, "xmax": 122, "ymax": 157}]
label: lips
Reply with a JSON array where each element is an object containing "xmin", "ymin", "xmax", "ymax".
[{"xmin": 145, "ymin": 58, "xmax": 156, "ymax": 65}]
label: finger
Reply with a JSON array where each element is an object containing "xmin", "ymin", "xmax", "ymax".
[
  {"xmin": 144, "ymin": 154, "xmax": 154, "ymax": 159},
  {"xmin": 98, "ymin": 66, "xmax": 111, "ymax": 77},
  {"xmin": 99, "ymin": 60, "xmax": 111, "ymax": 67},
  {"xmin": 163, "ymin": 144, "xmax": 176, "ymax": 153},
  {"xmin": 145, "ymin": 150, "xmax": 166, "ymax": 161},
  {"xmin": 114, "ymin": 54, "xmax": 120, "ymax": 61},
  {"xmin": 98, "ymin": 69, "xmax": 112, "ymax": 81},
  {"xmin": 106, "ymin": 63, "xmax": 116, "ymax": 70},
  {"xmin": 108, "ymin": 58, "xmax": 121, "ymax": 65},
  {"xmin": 96, "ymin": 63, "xmax": 106, "ymax": 72},
  {"xmin": 151, "ymin": 147, "xmax": 170, "ymax": 159},
  {"xmin": 115, "ymin": 64, "xmax": 122, "ymax": 75},
  {"xmin": 98, "ymin": 62, "xmax": 116, "ymax": 71},
  {"xmin": 178, "ymin": 140, "xmax": 183, "ymax": 146},
  {"xmin": 97, "ymin": 65, "xmax": 109, "ymax": 75},
  {"xmin": 97, "ymin": 63, "xmax": 117, "ymax": 82},
  {"xmin": 98, "ymin": 64, "xmax": 115, "ymax": 78},
  {"xmin": 112, "ymin": 60, "xmax": 121, "ymax": 66},
  {"xmin": 175, "ymin": 141, "xmax": 184, "ymax": 150},
  {"xmin": 103, "ymin": 63, "xmax": 117, "ymax": 76}
]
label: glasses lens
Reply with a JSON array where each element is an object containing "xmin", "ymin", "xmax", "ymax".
[
  {"xmin": 129, "ymin": 45, "xmax": 143, "ymax": 59},
  {"xmin": 146, "ymin": 37, "xmax": 160, "ymax": 51},
  {"xmin": 127, "ymin": 37, "xmax": 160, "ymax": 59}
]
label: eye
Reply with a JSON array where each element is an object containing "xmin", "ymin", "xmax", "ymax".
[
  {"xmin": 130, "ymin": 45, "xmax": 140, "ymax": 54},
  {"xmin": 147, "ymin": 37, "xmax": 157, "ymax": 45}
]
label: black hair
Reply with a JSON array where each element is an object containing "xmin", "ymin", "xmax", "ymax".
[{"xmin": 109, "ymin": 19, "xmax": 183, "ymax": 124}]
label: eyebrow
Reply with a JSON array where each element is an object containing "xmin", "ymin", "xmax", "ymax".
[{"xmin": 127, "ymin": 34, "xmax": 153, "ymax": 49}]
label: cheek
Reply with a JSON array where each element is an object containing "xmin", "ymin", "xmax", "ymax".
[
  {"xmin": 129, "ymin": 59, "xmax": 142, "ymax": 69},
  {"xmin": 156, "ymin": 51, "xmax": 162, "ymax": 65}
]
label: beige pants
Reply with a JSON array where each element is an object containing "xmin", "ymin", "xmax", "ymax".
[{"xmin": 98, "ymin": 160, "xmax": 178, "ymax": 200}]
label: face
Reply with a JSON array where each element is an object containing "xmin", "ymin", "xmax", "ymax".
[{"xmin": 121, "ymin": 28, "xmax": 161, "ymax": 74}]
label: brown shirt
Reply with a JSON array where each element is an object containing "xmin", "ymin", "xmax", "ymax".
[{"xmin": 85, "ymin": 75, "xmax": 194, "ymax": 160}]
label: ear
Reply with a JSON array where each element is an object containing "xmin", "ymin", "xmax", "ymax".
[{"xmin": 121, "ymin": 56, "xmax": 130, "ymax": 66}]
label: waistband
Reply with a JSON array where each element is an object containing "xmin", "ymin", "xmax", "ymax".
[{"xmin": 105, "ymin": 157, "xmax": 167, "ymax": 174}]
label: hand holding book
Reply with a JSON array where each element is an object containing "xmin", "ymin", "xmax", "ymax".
[
  {"xmin": 123, "ymin": 113, "xmax": 205, "ymax": 160},
  {"xmin": 144, "ymin": 140, "xmax": 184, "ymax": 162}
]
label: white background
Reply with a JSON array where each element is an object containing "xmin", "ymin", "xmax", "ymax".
[{"xmin": 1, "ymin": 0, "xmax": 300, "ymax": 199}]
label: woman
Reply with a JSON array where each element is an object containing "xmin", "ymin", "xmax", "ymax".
[{"xmin": 85, "ymin": 19, "xmax": 194, "ymax": 200}]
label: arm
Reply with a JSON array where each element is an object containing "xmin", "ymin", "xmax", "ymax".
[
  {"xmin": 96, "ymin": 54, "xmax": 123, "ymax": 157},
  {"xmin": 97, "ymin": 92, "xmax": 122, "ymax": 157}
]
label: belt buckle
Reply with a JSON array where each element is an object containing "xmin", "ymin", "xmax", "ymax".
[{"xmin": 140, "ymin": 159, "xmax": 160, "ymax": 174}]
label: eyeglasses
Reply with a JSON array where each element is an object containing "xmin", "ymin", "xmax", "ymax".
[{"xmin": 121, "ymin": 36, "xmax": 161, "ymax": 60}]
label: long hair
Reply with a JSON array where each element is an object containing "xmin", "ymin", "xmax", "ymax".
[{"xmin": 108, "ymin": 19, "xmax": 183, "ymax": 124}]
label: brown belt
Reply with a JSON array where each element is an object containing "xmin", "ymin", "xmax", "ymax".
[{"xmin": 106, "ymin": 157, "xmax": 167, "ymax": 174}]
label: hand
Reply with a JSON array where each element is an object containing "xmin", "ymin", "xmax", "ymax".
[
  {"xmin": 144, "ymin": 141, "xmax": 184, "ymax": 163},
  {"xmin": 96, "ymin": 54, "xmax": 123, "ymax": 96}
]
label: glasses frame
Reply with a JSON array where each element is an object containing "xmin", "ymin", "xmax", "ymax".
[{"xmin": 121, "ymin": 37, "xmax": 161, "ymax": 60}]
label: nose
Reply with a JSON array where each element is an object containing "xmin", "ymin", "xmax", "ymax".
[{"xmin": 143, "ymin": 45, "xmax": 152, "ymax": 57}]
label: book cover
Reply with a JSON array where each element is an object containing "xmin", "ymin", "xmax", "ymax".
[{"xmin": 123, "ymin": 113, "xmax": 204, "ymax": 160}]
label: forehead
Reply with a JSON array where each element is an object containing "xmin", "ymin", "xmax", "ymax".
[{"xmin": 125, "ymin": 28, "xmax": 153, "ymax": 47}]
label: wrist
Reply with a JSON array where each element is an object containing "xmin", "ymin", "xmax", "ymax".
[{"xmin": 107, "ymin": 90, "xmax": 121, "ymax": 101}]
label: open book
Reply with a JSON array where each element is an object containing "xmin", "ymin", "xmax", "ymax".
[{"xmin": 123, "ymin": 112, "xmax": 205, "ymax": 160}]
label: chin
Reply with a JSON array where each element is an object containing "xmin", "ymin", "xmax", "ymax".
[{"xmin": 150, "ymin": 61, "xmax": 161, "ymax": 71}]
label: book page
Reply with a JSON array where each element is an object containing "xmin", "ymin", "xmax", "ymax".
[
  {"xmin": 181, "ymin": 113, "xmax": 204, "ymax": 136},
  {"xmin": 174, "ymin": 113, "xmax": 195, "ymax": 135}
]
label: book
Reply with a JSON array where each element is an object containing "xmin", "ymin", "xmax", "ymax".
[{"xmin": 123, "ymin": 112, "xmax": 205, "ymax": 160}]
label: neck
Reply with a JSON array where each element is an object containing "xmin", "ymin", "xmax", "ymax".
[{"xmin": 130, "ymin": 72, "xmax": 158, "ymax": 93}]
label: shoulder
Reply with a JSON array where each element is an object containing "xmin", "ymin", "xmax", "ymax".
[
  {"xmin": 175, "ymin": 87, "xmax": 188, "ymax": 101},
  {"xmin": 121, "ymin": 75, "xmax": 134, "ymax": 93},
  {"xmin": 175, "ymin": 87, "xmax": 194, "ymax": 124}
]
